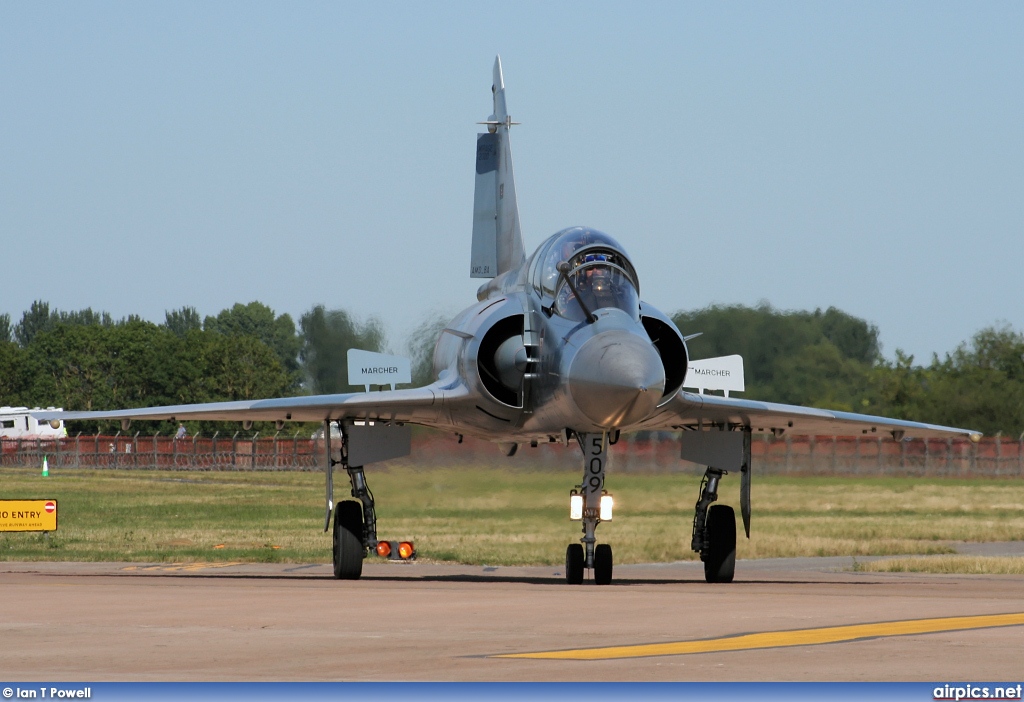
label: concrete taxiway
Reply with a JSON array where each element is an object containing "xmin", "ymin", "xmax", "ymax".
[{"xmin": 1, "ymin": 554, "xmax": 1022, "ymax": 681}]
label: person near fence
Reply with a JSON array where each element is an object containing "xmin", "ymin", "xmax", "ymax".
[{"xmin": 175, "ymin": 423, "xmax": 187, "ymax": 440}]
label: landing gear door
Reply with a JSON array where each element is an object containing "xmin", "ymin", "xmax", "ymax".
[
  {"xmin": 347, "ymin": 423, "xmax": 412, "ymax": 466},
  {"xmin": 680, "ymin": 430, "xmax": 745, "ymax": 469}
]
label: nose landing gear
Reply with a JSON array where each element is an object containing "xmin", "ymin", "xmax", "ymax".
[{"xmin": 566, "ymin": 432, "xmax": 614, "ymax": 585}]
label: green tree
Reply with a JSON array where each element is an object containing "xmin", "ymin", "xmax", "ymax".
[
  {"xmin": 14, "ymin": 301, "xmax": 116, "ymax": 347},
  {"xmin": 406, "ymin": 311, "xmax": 452, "ymax": 387},
  {"xmin": 0, "ymin": 339, "xmax": 28, "ymax": 405},
  {"xmin": 867, "ymin": 350, "xmax": 925, "ymax": 420},
  {"xmin": 204, "ymin": 302, "xmax": 301, "ymax": 381},
  {"xmin": 162, "ymin": 328, "xmax": 210, "ymax": 405},
  {"xmin": 27, "ymin": 324, "xmax": 120, "ymax": 412},
  {"xmin": 817, "ymin": 306, "xmax": 881, "ymax": 364},
  {"xmin": 14, "ymin": 300, "xmax": 53, "ymax": 347},
  {"xmin": 0, "ymin": 313, "xmax": 11, "ymax": 343},
  {"xmin": 770, "ymin": 342, "xmax": 872, "ymax": 411},
  {"xmin": 299, "ymin": 306, "xmax": 385, "ymax": 394},
  {"xmin": 870, "ymin": 326, "xmax": 1024, "ymax": 436},
  {"xmin": 200, "ymin": 334, "xmax": 292, "ymax": 402},
  {"xmin": 26, "ymin": 321, "xmax": 176, "ymax": 413},
  {"xmin": 163, "ymin": 306, "xmax": 203, "ymax": 338},
  {"xmin": 24, "ymin": 319, "xmax": 294, "ymax": 434},
  {"xmin": 672, "ymin": 303, "xmax": 878, "ymax": 409}
]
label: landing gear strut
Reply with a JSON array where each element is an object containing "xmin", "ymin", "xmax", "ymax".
[
  {"xmin": 566, "ymin": 432, "xmax": 614, "ymax": 585},
  {"xmin": 323, "ymin": 420, "xmax": 382, "ymax": 580},
  {"xmin": 691, "ymin": 467, "xmax": 736, "ymax": 583}
]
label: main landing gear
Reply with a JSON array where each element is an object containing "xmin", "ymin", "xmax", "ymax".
[
  {"xmin": 680, "ymin": 427, "xmax": 750, "ymax": 583},
  {"xmin": 323, "ymin": 420, "xmax": 415, "ymax": 580},
  {"xmin": 328, "ymin": 445, "xmax": 379, "ymax": 580},
  {"xmin": 566, "ymin": 432, "xmax": 614, "ymax": 585},
  {"xmin": 690, "ymin": 467, "xmax": 736, "ymax": 583}
]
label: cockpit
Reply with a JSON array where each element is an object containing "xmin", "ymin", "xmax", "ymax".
[{"xmin": 530, "ymin": 227, "xmax": 640, "ymax": 322}]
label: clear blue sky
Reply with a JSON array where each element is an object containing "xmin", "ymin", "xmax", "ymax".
[{"xmin": 2, "ymin": 2, "xmax": 1021, "ymax": 362}]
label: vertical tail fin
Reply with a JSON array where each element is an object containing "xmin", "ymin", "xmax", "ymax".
[{"xmin": 470, "ymin": 56, "xmax": 526, "ymax": 279}]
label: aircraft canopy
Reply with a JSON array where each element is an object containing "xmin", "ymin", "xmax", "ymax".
[{"xmin": 531, "ymin": 227, "xmax": 640, "ymax": 322}]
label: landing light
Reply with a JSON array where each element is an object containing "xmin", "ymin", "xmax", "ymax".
[
  {"xmin": 569, "ymin": 493, "xmax": 614, "ymax": 520},
  {"xmin": 376, "ymin": 541, "xmax": 392, "ymax": 558},
  {"xmin": 398, "ymin": 541, "xmax": 415, "ymax": 560},
  {"xmin": 569, "ymin": 494, "xmax": 583, "ymax": 520}
]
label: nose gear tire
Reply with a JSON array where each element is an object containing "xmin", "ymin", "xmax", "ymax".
[
  {"xmin": 565, "ymin": 543, "xmax": 585, "ymax": 584},
  {"xmin": 594, "ymin": 543, "xmax": 613, "ymax": 585}
]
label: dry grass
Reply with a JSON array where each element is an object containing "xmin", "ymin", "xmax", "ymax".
[
  {"xmin": 0, "ymin": 465, "xmax": 1022, "ymax": 565},
  {"xmin": 858, "ymin": 555, "xmax": 1024, "ymax": 574}
]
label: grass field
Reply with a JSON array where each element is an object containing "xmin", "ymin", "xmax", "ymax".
[
  {"xmin": 1, "ymin": 465, "xmax": 1023, "ymax": 570},
  {"xmin": 856, "ymin": 556, "xmax": 1024, "ymax": 574}
]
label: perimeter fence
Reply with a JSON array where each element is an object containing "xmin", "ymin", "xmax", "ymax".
[{"xmin": 2, "ymin": 432, "xmax": 1022, "ymax": 477}]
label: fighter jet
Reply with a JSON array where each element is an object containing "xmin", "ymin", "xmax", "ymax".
[{"xmin": 34, "ymin": 57, "xmax": 981, "ymax": 585}]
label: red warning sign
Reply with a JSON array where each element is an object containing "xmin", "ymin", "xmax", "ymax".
[{"xmin": 45, "ymin": 501, "xmax": 56, "ymax": 513}]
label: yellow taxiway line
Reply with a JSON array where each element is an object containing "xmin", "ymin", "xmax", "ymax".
[
  {"xmin": 496, "ymin": 612, "xmax": 1024, "ymax": 660},
  {"xmin": 122, "ymin": 562, "xmax": 245, "ymax": 572}
]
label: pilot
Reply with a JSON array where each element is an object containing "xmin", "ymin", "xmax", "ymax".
[{"xmin": 589, "ymin": 266, "xmax": 610, "ymax": 296}]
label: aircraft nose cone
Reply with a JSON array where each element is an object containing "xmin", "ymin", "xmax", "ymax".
[{"xmin": 568, "ymin": 330, "xmax": 666, "ymax": 428}]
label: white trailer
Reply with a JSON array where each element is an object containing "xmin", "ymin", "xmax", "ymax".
[{"xmin": 0, "ymin": 407, "xmax": 67, "ymax": 439}]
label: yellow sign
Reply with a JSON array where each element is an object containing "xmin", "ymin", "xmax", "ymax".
[{"xmin": 0, "ymin": 500, "xmax": 58, "ymax": 531}]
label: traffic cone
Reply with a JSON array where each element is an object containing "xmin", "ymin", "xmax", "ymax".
[{"xmin": 42, "ymin": 456, "xmax": 49, "ymax": 477}]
